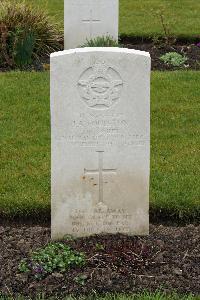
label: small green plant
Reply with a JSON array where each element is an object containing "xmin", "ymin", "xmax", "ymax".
[
  {"xmin": 158, "ymin": 10, "xmax": 176, "ymax": 45},
  {"xmin": 18, "ymin": 259, "xmax": 30, "ymax": 273},
  {"xmin": 74, "ymin": 274, "xmax": 88, "ymax": 286},
  {"xmin": 18, "ymin": 243, "xmax": 86, "ymax": 280},
  {"xmin": 80, "ymin": 35, "xmax": 119, "ymax": 47},
  {"xmin": 63, "ymin": 234, "xmax": 76, "ymax": 241},
  {"xmin": 95, "ymin": 243, "xmax": 105, "ymax": 251},
  {"xmin": 160, "ymin": 52, "xmax": 187, "ymax": 67},
  {"xmin": 150, "ymin": 7, "xmax": 176, "ymax": 45}
]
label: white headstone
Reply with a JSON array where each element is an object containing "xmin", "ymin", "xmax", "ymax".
[
  {"xmin": 64, "ymin": 0, "xmax": 119, "ymax": 49},
  {"xmin": 51, "ymin": 48, "xmax": 151, "ymax": 240}
]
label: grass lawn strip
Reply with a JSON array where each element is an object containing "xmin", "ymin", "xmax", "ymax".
[
  {"xmin": 24, "ymin": 0, "xmax": 200, "ymax": 39},
  {"xmin": 0, "ymin": 71, "xmax": 50, "ymax": 217},
  {"xmin": 0, "ymin": 293, "xmax": 199, "ymax": 300},
  {"xmin": 0, "ymin": 71, "xmax": 199, "ymax": 221},
  {"xmin": 150, "ymin": 71, "xmax": 200, "ymax": 221}
]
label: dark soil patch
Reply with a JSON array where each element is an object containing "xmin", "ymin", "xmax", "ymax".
[
  {"xmin": 0, "ymin": 42, "xmax": 199, "ymax": 72},
  {"xmin": 125, "ymin": 42, "xmax": 200, "ymax": 71},
  {"xmin": 0, "ymin": 224, "xmax": 199, "ymax": 298}
]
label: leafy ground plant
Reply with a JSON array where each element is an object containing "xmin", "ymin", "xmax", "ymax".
[
  {"xmin": 18, "ymin": 243, "xmax": 86, "ymax": 279},
  {"xmin": 0, "ymin": 0, "xmax": 63, "ymax": 68},
  {"xmin": 80, "ymin": 35, "xmax": 119, "ymax": 47},
  {"xmin": 160, "ymin": 52, "xmax": 187, "ymax": 67}
]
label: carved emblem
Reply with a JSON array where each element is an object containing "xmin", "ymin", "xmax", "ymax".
[{"xmin": 78, "ymin": 60, "xmax": 123, "ymax": 109}]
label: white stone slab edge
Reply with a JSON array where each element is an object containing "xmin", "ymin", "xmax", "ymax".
[{"xmin": 50, "ymin": 47, "xmax": 150, "ymax": 59}]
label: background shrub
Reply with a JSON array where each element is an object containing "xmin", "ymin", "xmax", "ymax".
[
  {"xmin": 80, "ymin": 35, "xmax": 120, "ymax": 47},
  {"xmin": 0, "ymin": 0, "xmax": 63, "ymax": 68}
]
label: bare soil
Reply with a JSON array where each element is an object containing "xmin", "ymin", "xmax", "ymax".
[{"xmin": 0, "ymin": 224, "xmax": 199, "ymax": 298}]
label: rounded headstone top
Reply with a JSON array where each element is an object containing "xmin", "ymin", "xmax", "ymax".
[{"xmin": 50, "ymin": 47, "xmax": 150, "ymax": 59}]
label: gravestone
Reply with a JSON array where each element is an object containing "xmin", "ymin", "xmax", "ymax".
[
  {"xmin": 64, "ymin": 0, "xmax": 119, "ymax": 49},
  {"xmin": 51, "ymin": 48, "xmax": 151, "ymax": 240}
]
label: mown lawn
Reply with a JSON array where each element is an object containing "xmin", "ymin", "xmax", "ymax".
[
  {"xmin": 24, "ymin": 0, "xmax": 200, "ymax": 39},
  {"xmin": 0, "ymin": 71, "xmax": 50, "ymax": 218},
  {"xmin": 0, "ymin": 293, "xmax": 199, "ymax": 300},
  {"xmin": 151, "ymin": 71, "xmax": 200, "ymax": 220},
  {"xmin": 0, "ymin": 70, "xmax": 199, "ymax": 220}
]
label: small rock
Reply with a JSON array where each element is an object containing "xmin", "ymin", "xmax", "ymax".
[
  {"xmin": 7, "ymin": 236, "xmax": 15, "ymax": 242},
  {"xmin": 28, "ymin": 283, "xmax": 35, "ymax": 289},
  {"xmin": 3, "ymin": 253, "xmax": 10, "ymax": 259},
  {"xmin": 0, "ymin": 226, "xmax": 5, "ymax": 234},
  {"xmin": 186, "ymin": 224, "xmax": 195, "ymax": 229},
  {"xmin": 17, "ymin": 239, "xmax": 25, "ymax": 247},
  {"xmin": 156, "ymin": 239, "xmax": 165, "ymax": 248},
  {"xmin": 154, "ymin": 252, "xmax": 164, "ymax": 263},
  {"xmin": 173, "ymin": 268, "xmax": 183, "ymax": 275},
  {"xmin": 16, "ymin": 273, "xmax": 28, "ymax": 283},
  {"xmin": 52, "ymin": 272, "xmax": 64, "ymax": 278},
  {"xmin": 46, "ymin": 284, "xmax": 56, "ymax": 292},
  {"xmin": 25, "ymin": 242, "xmax": 32, "ymax": 248}
]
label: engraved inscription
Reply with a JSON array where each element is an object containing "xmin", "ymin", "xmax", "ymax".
[
  {"xmin": 82, "ymin": 9, "xmax": 101, "ymax": 38},
  {"xmin": 63, "ymin": 112, "xmax": 147, "ymax": 147},
  {"xmin": 69, "ymin": 208, "xmax": 134, "ymax": 235},
  {"xmin": 84, "ymin": 151, "xmax": 117, "ymax": 204},
  {"xmin": 78, "ymin": 61, "xmax": 123, "ymax": 109}
]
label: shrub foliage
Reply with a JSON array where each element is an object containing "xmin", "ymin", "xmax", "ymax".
[
  {"xmin": 80, "ymin": 35, "xmax": 119, "ymax": 47},
  {"xmin": 0, "ymin": 0, "xmax": 63, "ymax": 68}
]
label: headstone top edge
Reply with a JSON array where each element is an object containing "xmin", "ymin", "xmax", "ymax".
[
  {"xmin": 50, "ymin": 47, "xmax": 150, "ymax": 59},
  {"xmin": 64, "ymin": 0, "xmax": 119, "ymax": 2}
]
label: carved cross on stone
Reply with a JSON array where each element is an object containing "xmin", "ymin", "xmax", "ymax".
[
  {"xmin": 84, "ymin": 151, "xmax": 117, "ymax": 204},
  {"xmin": 82, "ymin": 9, "xmax": 101, "ymax": 38}
]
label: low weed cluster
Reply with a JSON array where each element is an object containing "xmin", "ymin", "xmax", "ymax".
[
  {"xmin": 160, "ymin": 52, "xmax": 187, "ymax": 67},
  {"xmin": 18, "ymin": 243, "xmax": 86, "ymax": 280}
]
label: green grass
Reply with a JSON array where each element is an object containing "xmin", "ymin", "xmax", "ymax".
[
  {"xmin": 0, "ymin": 71, "xmax": 50, "ymax": 218},
  {"xmin": 0, "ymin": 71, "xmax": 200, "ymax": 221},
  {"xmin": 151, "ymin": 71, "xmax": 200, "ymax": 220},
  {"xmin": 22, "ymin": 0, "xmax": 200, "ymax": 39},
  {"xmin": 0, "ymin": 293, "xmax": 199, "ymax": 300},
  {"xmin": 119, "ymin": 0, "xmax": 200, "ymax": 39}
]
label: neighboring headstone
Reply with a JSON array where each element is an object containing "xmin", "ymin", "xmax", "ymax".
[
  {"xmin": 64, "ymin": 0, "xmax": 119, "ymax": 49},
  {"xmin": 51, "ymin": 48, "xmax": 151, "ymax": 240}
]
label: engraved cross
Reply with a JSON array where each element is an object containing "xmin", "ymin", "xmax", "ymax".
[
  {"xmin": 82, "ymin": 9, "xmax": 101, "ymax": 38},
  {"xmin": 84, "ymin": 151, "xmax": 117, "ymax": 204}
]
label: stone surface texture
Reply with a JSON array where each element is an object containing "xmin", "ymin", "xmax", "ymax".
[
  {"xmin": 51, "ymin": 48, "xmax": 151, "ymax": 239},
  {"xmin": 64, "ymin": 0, "xmax": 119, "ymax": 49}
]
